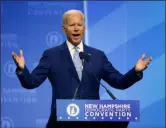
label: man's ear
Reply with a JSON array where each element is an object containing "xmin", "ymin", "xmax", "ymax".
[{"xmin": 62, "ymin": 25, "xmax": 66, "ymax": 34}]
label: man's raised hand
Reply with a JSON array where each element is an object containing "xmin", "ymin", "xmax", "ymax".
[
  {"xmin": 12, "ymin": 50, "xmax": 25, "ymax": 71},
  {"xmin": 135, "ymin": 53, "xmax": 152, "ymax": 72}
]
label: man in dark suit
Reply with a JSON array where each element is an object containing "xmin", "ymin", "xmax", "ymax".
[{"xmin": 12, "ymin": 10, "xmax": 152, "ymax": 128}]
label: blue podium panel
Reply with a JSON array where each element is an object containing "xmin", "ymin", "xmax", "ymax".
[{"xmin": 56, "ymin": 100, "xmax": 140, "ymax": 122}]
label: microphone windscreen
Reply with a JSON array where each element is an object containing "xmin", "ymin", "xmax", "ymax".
[{"xmin": 79, "ymin": 52, "xmax": 84, "ymax": 60}]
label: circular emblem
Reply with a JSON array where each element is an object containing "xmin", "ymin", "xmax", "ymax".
[
  {"xmin": 4, "ymin": 61, "xmax": 16, "ymax": 78},
  {"xmin": 45, "ymin": 31, "xmax": 62, "ymax": 47},
  {"xmin": 1, "ymin": 117, "xmax": 14, "ymax": 128},
  {"xmin": 67, "ymin": 103, "xmax": 80, "ymax": 117}
]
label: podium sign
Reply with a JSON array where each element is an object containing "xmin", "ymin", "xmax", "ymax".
[{"xmin": 56, "ymin": 100, "xmax": 140, "ymax": 122}]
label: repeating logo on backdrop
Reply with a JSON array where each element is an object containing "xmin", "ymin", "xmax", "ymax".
[
  {"xmin": 4, "ymin": 61, "xmax": 16, "ymax": 78},
  {"xmin": 28, "ymin": 2, "xmax": 66, "ymax": 16},
  {"xmin": 46, "ymin": 31, "xmax": 62, "ymax": 47},
  {"xmin": 1, "ymin": 34, "xmax": 18, "ymax": 49},
  {"xmin": 1, "ymin": 88, "xmax": 37, "ymax": 104},
  {"xmin": 1, "ymin": 117, "xmax": 14, "ymax": 128},
  {"xmin": 67, "ymin": 103, "xmax": 80, "ymax": 117}
]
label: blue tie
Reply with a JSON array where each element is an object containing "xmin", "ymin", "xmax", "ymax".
[{"xmin": 73, "ymin": 47, "xmax": 82, "ymax": 80}]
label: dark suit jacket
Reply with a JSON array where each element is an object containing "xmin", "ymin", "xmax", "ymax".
[{"xmin": 16, "ymin": 42, "xmax": 142, "ymax": 128}]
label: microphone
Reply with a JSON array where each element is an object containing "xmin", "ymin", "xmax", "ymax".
[
  {"xmin": 72, "ymin": 52, "xmax": 90, "ymax": 99},
  {"xmin": 79, "ymin": 52, "xmax": 90, "ymax": 62},
  {"xmin": 73, "ymin": 82, "xmax": 82, "ymax": 99},
  {"xmin": 72, "ymin": 53, "xmax": 84, "ymax": 100},
  {"xmin": 79, "ymin": 52, "xmax": 117, "ymax": 100}
]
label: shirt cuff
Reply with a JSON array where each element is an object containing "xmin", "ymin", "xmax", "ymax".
[
  {"xmin": 16, "ymin": 68, "xmax": 23, "ymax": 75},
  {"xmin": 136, "ymin": 72, "xmax": 143, "ymax": 78}
]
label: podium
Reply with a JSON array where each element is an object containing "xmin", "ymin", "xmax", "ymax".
[{"xmin": 56, "ymin": 99, "xmax": 140, "ymax": 122}]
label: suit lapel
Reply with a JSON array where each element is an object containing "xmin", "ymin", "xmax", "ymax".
[
  {"xmin": 60, "ymin": 42, "xmax": 80, "ymax": 82},
  {"xmin": 81, "ymin": 44, "xmax": 91, "ymax": 82},
  {"xmin": 60, "ymin": 42, "xmax": 92, "ymax": 82}
]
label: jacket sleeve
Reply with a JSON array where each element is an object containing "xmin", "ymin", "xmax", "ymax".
[
  {"xmin": 101, "ymin": 52, "xmax": 143, "ymax": 90},
  {"xmin": 16, "ymin": 50, "xmax": 51, "ymax": 89}
]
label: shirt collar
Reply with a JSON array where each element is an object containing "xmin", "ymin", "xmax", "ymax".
[{"xmin": 66, "ymin": 40, "xmax": 83, "ymax": 52}]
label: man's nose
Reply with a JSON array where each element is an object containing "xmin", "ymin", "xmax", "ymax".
[{"xmin": 74, "ymin": 25, "xmax": 79, "ymax": 31}]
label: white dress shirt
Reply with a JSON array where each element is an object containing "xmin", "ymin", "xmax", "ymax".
[
  {"xmin": 66, "ymin": 40, "xmax": 84, "ymax": 59},
  {"xmin": 66, "ymin": 40, "xmax": 84, "ymax": 70}
]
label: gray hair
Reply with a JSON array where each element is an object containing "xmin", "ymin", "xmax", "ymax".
[{"xmin": 62, "ymin": 10, "xmax": 85, "ymax": 25}]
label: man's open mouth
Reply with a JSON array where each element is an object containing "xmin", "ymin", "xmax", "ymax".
[{"xmin": 72, "ymin": 34, "xmax": 80, "ymax": 37}]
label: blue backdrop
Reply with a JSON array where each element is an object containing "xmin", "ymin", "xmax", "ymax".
[{"xmin": 1, "ymin": 1, "xmax": 165, "ymax": 128}]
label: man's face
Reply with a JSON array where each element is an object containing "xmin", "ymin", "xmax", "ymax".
[{"xmin": 62, "ymin": 13, "xmax": 85, "ymax": 46}]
